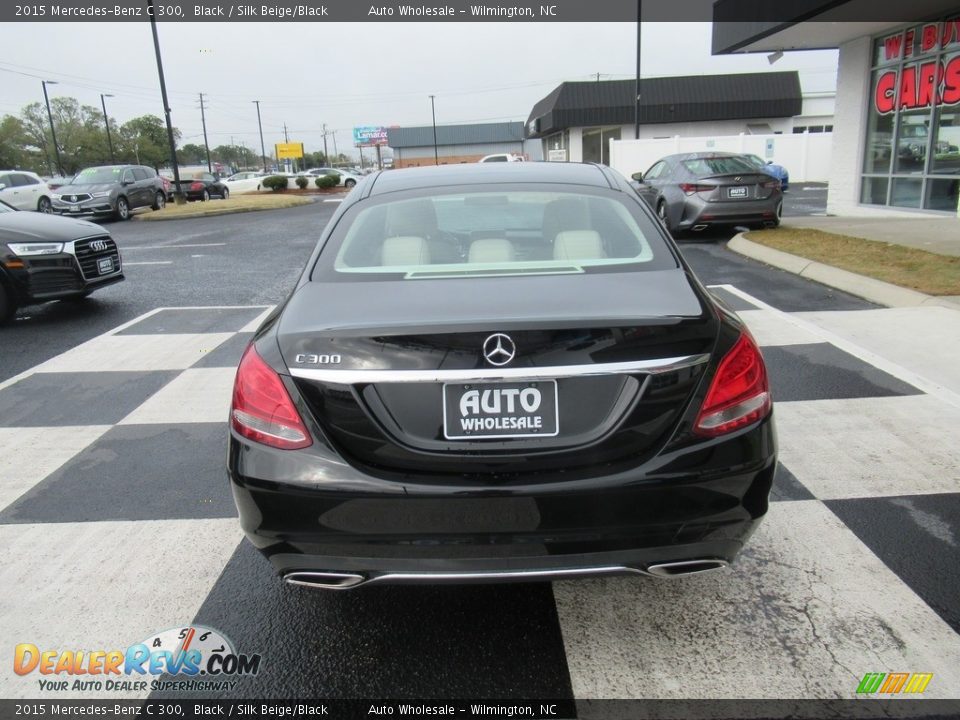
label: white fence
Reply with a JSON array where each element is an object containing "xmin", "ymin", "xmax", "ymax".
[{"xmin": 609, "ymin": 132, "xmax": 833, "ymax": 183}]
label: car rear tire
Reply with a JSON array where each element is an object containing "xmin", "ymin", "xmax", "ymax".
[
  {"xmin": 656, "ymin": 200, "xmax": 675, "ymax": 234},
  {"xmin": 344, "ymin": 179, "xmax": 356, "ymax": 188},
  {"xmin": 221, "ymin": 188, "xmax": 229, "ymax": 200},
  {"xmin": 37, "ymin": 196, "xmax": 52, "ymax": 214},
  {"xmin": 202, "ymin": 189, "xmax": 210, "ymax": 202},
  {"xmin": 772, "ymin": 200, "xmax": 783, "ymax": 228},
  {"xmin": 115, "ymin": 196, "xmax": 130, "ymax": 221},
  {"xmin": 152, "ymin": 192, "xmax": 166, "ymax": 211}
]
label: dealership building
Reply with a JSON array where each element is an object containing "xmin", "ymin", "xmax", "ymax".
[
  {"xmin": 525, "ymin": 71, "xmax": 835, "ymax": 164},
  {"xmin": 386, "ymin": 122, "xmax": 541, "ymax": 167},
  {"xmin": 713, "ymin": 3, "xmax": 960, "ymax": 215}
]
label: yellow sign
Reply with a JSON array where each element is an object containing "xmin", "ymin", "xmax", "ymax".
[{"xmin": 275, "ymin": 142, "xmax": 304, "ymax": 159}]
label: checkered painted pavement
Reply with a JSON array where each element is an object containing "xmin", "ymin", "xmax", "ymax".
[{"xmin": 2, "ymin": 292, "xmax": 959, "ymax": 701}]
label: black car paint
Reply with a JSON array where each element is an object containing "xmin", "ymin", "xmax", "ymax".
[
  {"xmin": 227, "ymin": 163, "xmax": 777, "ymax": 585},
  {"xmin": 0, "ymin": 206, "xmax": 124, "ymax": 321}
]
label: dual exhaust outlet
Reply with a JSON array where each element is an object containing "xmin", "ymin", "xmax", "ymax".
[{"xmin": 282, "ymin": 559, "xmax": 729, "ymax": 590}]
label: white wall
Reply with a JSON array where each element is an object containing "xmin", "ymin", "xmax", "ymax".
[
  {"xmin": 828, "ymin": 35, "xmax": 874, "ymax": 215},
  {"xmin": 609, "ymin": 131, "xmax": 834, "ymax": 183}
]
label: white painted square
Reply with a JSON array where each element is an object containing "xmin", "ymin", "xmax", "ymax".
[
  {"xmin": 118, "ymin": 368, "xmax": 236, "ymax": 425},
  {"xmin": 554, "ymin": 501, "xmax": 960, "ymax": 699},
  {"xmin": 0, "ymin": 426, "xmax": 112, "ymax": 512},
  {"xmin": 738, "ymin": 309, "xmax": 823, "ymax": 347},
  {"xmin": 776, "ymin": 395, "xmax": 960, "ymax": 500},
  {"xmin": 31, "ymin": 333, "xmax": 234, "ymax": 373},
  {"xmin": 0, "ymin": 519, "xmax": 242, "ymax": 699}
]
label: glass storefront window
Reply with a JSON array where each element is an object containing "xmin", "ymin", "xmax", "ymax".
[
  {"xmin": 893, "ymin": 111, "xmax": 933, "ymax": 174},
  {"xmin": 890, "ymin": 177, "xmax": 923, "ymax": 208},
  {"xmin": 862, "ymin": 19, "xmax": 960, "ymax": 211},
  {"xmin": 860, "ymin": 177, "xmax": 889, "ymax": 205},
  {"xmin": 926, "ymin": 178, "xmax": 960, "ymax": 210}
]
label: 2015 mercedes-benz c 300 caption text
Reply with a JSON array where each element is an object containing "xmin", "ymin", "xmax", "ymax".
[{"xmin": 227, "ymin": 163, "xmax": 776, "ymax": 589}]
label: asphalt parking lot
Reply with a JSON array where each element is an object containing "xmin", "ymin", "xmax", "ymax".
[{"xmin": 2, "ymin": 195, "xmax": 959, "ymax": 703}]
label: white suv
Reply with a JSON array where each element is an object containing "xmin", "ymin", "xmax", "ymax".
[
  {"xmin": 0, "ymin": 171, "xmax": 53, "ymax": 213},
  {"xmin": 479, "ymin": 154, "xmax": 525, "ymax": 163}
]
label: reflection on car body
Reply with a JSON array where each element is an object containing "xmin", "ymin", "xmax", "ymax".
[{"xmin": 227, "ymin": 162, "xmax": 776, "ymax": 590}]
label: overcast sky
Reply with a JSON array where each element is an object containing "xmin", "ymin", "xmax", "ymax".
[{"xmin": 1, "ymin": 21, "xmax": 838, "ymax": 159}]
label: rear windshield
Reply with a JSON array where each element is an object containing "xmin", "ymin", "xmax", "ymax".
[
  {"xmin": 315, "ymin": 188, "xmax": 675, "ymax": 280},
  {"xmin": 681, "ymin": 157, "xmax": 756, "ymax": 176},
  {"xmin": 71, "ymin": 167, "xmax": 123, "ymax": 185}
]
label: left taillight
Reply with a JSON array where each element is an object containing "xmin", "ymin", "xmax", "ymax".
[
  {"xmin": 190, "ymin": 181, "xmax": 204, "ymax": 191},
  {"xmin": 231, "ymin": 345, "xmax": 312, "ymax": 450},
  {"xmin": 693, "ymin": 332, "xmax": 771, "ymax": 437}
]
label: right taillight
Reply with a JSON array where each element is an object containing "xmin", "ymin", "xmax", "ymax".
[
  {"xmin": 231, "ymin": 345, "xmax": 312, "ymax": 450},
  {"xmin": 693, "ymin": 332, "xmax": 771, "ymax": 437},
  {"xmin": 679, "ymin": 182, "xmax": 712, "ymax": 195}
]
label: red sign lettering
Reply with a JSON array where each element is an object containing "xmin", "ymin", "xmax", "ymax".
[
  {"xmin": 921, "ymin": 24, "xmax": 938, "ymax": 52},
  {"xmin": 873, "ymin": 56, "xmax": 960, "ymax": 113}
]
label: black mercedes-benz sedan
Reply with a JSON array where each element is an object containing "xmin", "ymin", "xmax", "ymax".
[
  {"xmin": 227, "ymin": 162, "xmax": 776, "ymax": 589},
  {"xmin": 0, "ymin": 199, "xmax": 123, "ymax": 323}
]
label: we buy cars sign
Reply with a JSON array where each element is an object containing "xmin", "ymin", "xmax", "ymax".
[{"xmin": 874, "ymin": 19, "xmax": 960, "ymax": 113}]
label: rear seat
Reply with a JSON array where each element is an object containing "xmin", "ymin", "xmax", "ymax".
[
  {"xmin": 381, "ymin": 236, "xmax": 431, "ymax": 266},
  {"xmin": 468, "ymin": 238, "xmax": 515, "ymax": 263},
  {"xmin": 553, "ymin": 230, "xmax": 606, "ymax": 260}
]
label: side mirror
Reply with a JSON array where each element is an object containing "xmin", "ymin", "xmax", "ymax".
[
  {"xmin": 0, "ymin": 183, "xmax": 6, "ymax": 190},
  {"xmin": 122, "ymin": 178, "xmax": 133, "ymax": 185},
  {"xmin": 631, "ymin": 172, "xmax": 644, "ymax": 182},
  {"xmin": 766, "ymin": 160, "xmax": 774, "ymax": 165}
]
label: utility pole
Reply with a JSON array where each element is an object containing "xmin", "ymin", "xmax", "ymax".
[
  {"xmin": 253, "ymin": 100, "xmax": 267, "ymax": 173},
  {"xmin": 41, "ymin": 80, "xmax": 63, "ymax": 176},
  {"xmin": 429, "ymin": 95, "xmax": 438, "ymax": 165},
  {"xmin": 199, "ymin": 92, "xmax": 212, "ymax": 172},
  {"xmin": 147, "ymin": 0, "xmax": 183, "ymax": 203},
  {"xmin": 322, "ymin": 123, "xmax": 329, "ymax": 167},
  {"xmin": 283, "ymin": 123, "xmax": 289, "ymax": 142},
  {"xmin": 596, "ymin": 72, "xmax": 601, "ymax": 82},
  {"xmin": 332, "ymin": 131, "xmax": 338, "ymax": 165},
  {"xmin": 634, "ymin": 0, "xmax": 642, "ymax": 140},
  {"xmin": 100, "ymin": 93, "xmax": 115, "ymax": 163}
]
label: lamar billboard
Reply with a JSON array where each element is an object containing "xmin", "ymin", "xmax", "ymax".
[
  {"xmin": 353, "ymin": 126, "xmax": 389, "ymax": 147},
  {"xmin": 874, "ymin": 19, "xmax": 960, "ymax": 114}
]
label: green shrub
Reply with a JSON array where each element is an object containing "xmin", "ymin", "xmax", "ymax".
[
  {"xmin": 315, "ymin": 175, "xmax": 338, "ymax": 189},
  {"xmin": 295, "ymin": 175, "xmax": 309, "ymax": 189},
  {"xmin": 262, "ymin": 175, "xmax": 290, "ymax": 192}
]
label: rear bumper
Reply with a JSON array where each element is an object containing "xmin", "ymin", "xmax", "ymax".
[
  {"xmin": 227, "ymin": 414, "xmax": 777, "ymax": 586},
  {"xmin": 679, "ymin": 197, "xmax": 781, "ymax": 229}
]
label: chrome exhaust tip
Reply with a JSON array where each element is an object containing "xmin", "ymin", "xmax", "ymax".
[
  {"xmin": 691, "ymin": 224, "xmax": 708, "ymax": 232},
  {"xmin": 645, "ymin": 559, "xmax": 729, "ymax": 578},
  {"xmin": 763, "ymin": 221, "xmax": 777, "ymax": 228},
  {"xmin": 283, "ymin": 571, "xmax": 367, "ymax": 590}
]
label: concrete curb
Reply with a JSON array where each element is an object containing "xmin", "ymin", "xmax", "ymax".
[
  {"xmin": 727, "ymin": 234, "xmax": 960, "ymax": 310},
  {"xmin": 134, "ymin": 197, "xmax": 314, "ymax": 222}
]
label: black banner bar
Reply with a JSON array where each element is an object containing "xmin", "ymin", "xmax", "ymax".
[
  {"xmin": 4, "ymin": 700, "xmax": 960, "ymax": 720},
  {"xmin": 3, "ymin": 0, "xmax": 959, "ymax": 23}
]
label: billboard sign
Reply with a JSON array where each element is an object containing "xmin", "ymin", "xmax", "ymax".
[
  {"xmin": 275, "ymin": 142, "xmax": 304, "ymax": 159},
  {"xmin": 353, "ymin": 126, "xmax": 389, "ymax": 147}
]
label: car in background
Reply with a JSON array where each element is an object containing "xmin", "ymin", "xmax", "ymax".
[
  {"xmin": 0, "ymin": 171, "xmax": 54, "ymax": 213},
  {"xmin": 174, "ymin": 172, "xmax": 229, "ymax": 201},
  {"xmin": 0, "ymin": 199, "xmax": 123, "ymax": 323},
  {"xmin": 227, "ymin": 162, "xmax": 776, "ymax": 590},
  {"xmin": 743, "ymin": 154, "xmax": 789, "ymax": 192},
  {"xmin": 222, "ymin": 171, "xmax": 266, "ymax": 195},
  {"xmin": 51, "ymin": 165, "xmax": 166, "ymax": 220},
  {"xmin": 631, "ymin": 152, "xmax": 782, "ymax": 236},
  {"xmin": 479, "ymin": 153, "xmax": 525, "ymax": 163},
  {"xmin": 299, "ymin": 168, "xmax": 359, "ymax": 188}
]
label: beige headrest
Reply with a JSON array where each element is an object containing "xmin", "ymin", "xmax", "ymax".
[
  {"xmin": 553, "ymin": 230, "xmax": 605, "ymax": 260},
  {"xmin": 468, "ymin": 238, "xmax": 515, "ymax": 263},
  {"xmin": 381, "ymin": 236, "xmax": 431, "ymax": 266}
]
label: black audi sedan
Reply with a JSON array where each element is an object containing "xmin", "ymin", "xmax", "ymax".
[
  {"xmin": 0, "ymin": 199, "xmax": 123, "ymax": 323},
  {"xmin": 227, "ymin": 163, "xmax": 776, "ymax": 589}
]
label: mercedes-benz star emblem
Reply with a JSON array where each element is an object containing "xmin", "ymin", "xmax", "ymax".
[{"xmin": 483, "ymin": 333, "xmax": 516, "ymax": 367}]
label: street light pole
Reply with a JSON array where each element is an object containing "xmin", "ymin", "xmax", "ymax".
[
  {"xmin": 429, "ymin": 94, "xmax": 438, "ymax": 165},
  {"xmin": 147, "ymin": 0, "xmax": 184, "ymax": 204},
  {"xmin": 253, "ymin": 100, "xmax": 267, "ymax": 173},
  {"xmin": 41, "ymin": 80, "xmax": 63, "ymax": 176},
  {"xmin": 199, "ymin": 92, "xmax": 212, "ymax": 172},
  {"xmin": 100, "ymin": 93, "xmax": 116, "ymax": 163},
  {"xmin": 634, "ymin": 0, "xmax": 642, "ymax": 140}
]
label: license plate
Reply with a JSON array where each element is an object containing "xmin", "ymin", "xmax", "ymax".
[
  {"xmin": 443, "ymin": 380, "xmax": 559, "ymax": 439},
  {"xmin": 97, "ymin": 257, "xmax": 114, "ymax": 274},
  {"xmin": 69, "ymin": 207, "xmax": 81, "ymax": 213},
  {"xmin": 727, "ymin": 186, "xmax": 748, "ymax": 199}
]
